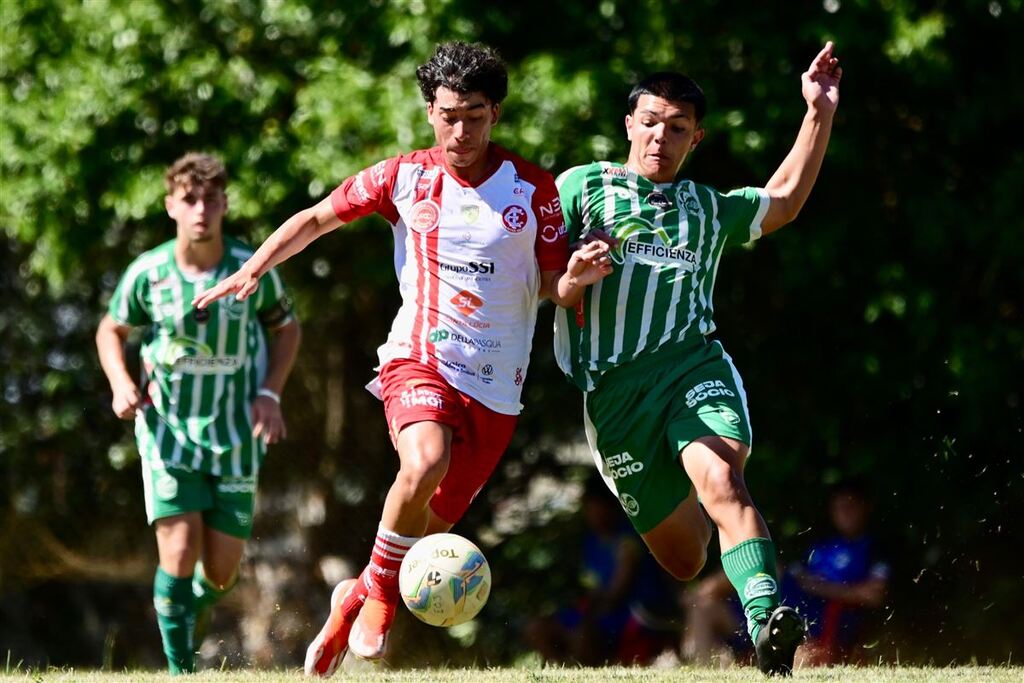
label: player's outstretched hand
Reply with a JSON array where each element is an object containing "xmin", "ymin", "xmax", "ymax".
[
  {"xmin": 192, "ymin": 267, "xmax": 260, "ymax": 310},
  {"xmin": 252, "ymin": 395, "xmax": 286, "ymax": 445},
  {"xmin": 803, "ymin": 41, "xmax": 842, "ymax": 113},
  {"xmin": 112, "ymin": 380, "xmax": 142, "ymax": 420},
  {"xmin": 568, "ymin": 239, "xmax": 614, "ymax": 287}
]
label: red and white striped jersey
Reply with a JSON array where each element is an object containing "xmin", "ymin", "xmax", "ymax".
[{"xmin": 330, "ymin": 144, "xmax": 569, "ymax": 415}]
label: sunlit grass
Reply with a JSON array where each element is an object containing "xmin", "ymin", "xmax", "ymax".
[{"xmin": 2, "ymin": 665, "xmax": 1023, "ymax": 683}]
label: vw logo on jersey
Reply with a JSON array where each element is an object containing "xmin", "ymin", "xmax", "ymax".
[
  {"xmin": 501, "ymin": 205, "xmax": 528, "ymax": 233},
  {"xmin": 410, "ymin": 200, "xmax": 441, "ymax": 234}
]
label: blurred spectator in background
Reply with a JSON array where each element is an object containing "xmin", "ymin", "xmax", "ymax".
[
  {"xmin": 525, "ymin": 475, "xmax": 680, "ymax": 666},
  {"xmin": 681, "ymin": 479, "xmax": 889, "ymax": 667},
  {"xmin": 784, "ymin": 479, "xmax": 889, "ymax": 665}
]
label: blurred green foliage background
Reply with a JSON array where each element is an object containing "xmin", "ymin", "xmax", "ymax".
[{"xmin": 2, "ymin": 0, "xmax": 1021, "ymax": 670}]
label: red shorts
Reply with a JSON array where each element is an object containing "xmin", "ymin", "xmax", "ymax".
[{"xmin": 378, "ymin": 358, "xmax": 517, "ymax": 524}]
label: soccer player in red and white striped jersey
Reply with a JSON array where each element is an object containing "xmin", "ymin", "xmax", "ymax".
[{"xmin": 194, "ymin": 42, "xmax": 612, "ymax": 673}]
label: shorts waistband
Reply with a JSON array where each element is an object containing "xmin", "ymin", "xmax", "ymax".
[{"xmin": 599, "ymin": 335, "xmax": 711, "ymax": 384}]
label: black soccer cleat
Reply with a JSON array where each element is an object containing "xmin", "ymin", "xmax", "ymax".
[{"xmin": 754, "ymin": 605, "xmax": 806, "ymax": 677}]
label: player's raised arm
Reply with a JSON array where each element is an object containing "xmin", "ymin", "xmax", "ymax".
[
  {"xmin": 760, "ymin": 41, "xmax": 842, "ymax": 235},
  {"xmin": 193, "ymin": 195, "xmax": 343, "ymax": 309}
]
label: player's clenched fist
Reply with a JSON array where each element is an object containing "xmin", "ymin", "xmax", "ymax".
[{"xmin": 111, "ymin": 380, "xmax": 142, "ymax": 420}]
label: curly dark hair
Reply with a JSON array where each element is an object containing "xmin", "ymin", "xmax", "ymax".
[
  {"xmin": 416, "ymin": 42, "xmax": 508, "ymax": 105},
  {"xmin": 629, "ymin": 72, "xmax": 707, "ymax": 122},
  {"xmin": 164, "ymin": 152, "xmax": 227, "ymax": 193}
]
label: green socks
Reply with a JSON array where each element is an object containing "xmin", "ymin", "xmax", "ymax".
[
  {"xmin": 721, "ymin": 537, "xmax": 780, "ymax": 642},
  {"xmin": 192, "ymin": 562, "xmax": 237, "ymax": 648},
  {"xmin": 153, "ymin": 567, "xmax": 195, "ymax": 675}
]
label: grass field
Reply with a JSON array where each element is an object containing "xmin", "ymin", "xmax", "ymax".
[{"xmin": 2, "ymin": 667, "xmax": 1022, "ymax": 683}]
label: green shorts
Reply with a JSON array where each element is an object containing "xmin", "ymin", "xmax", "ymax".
[
  {"xmin": 583, "ymin": 338, "xmax": 752, "ymax": 534},
  {"xmin": 141, "ymin": 457, "xmax": 258, "ymax": 540}
]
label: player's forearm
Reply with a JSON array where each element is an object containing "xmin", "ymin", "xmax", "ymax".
[
  {"xmin": 763, "ymin": 107, "xmax": 834, "ymax": 232},
  {"xmin": 246, "ymin": 209, "xmax": 326, "ymax": 278},
  {"xmin": 95, "ymin": 318, "xmax": 135, "ymax": 389},
  {"xmin": 260, "ymin": 319, "xmax": 301, "ymax": 395},
  {"xmin": 549, "ymin": 271, "xmax": 587, "ymax": 308}
]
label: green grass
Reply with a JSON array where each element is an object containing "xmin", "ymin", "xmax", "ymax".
[{"xmin": 1, "ymin": 667, "xmax": 1022, "ymax": 683}]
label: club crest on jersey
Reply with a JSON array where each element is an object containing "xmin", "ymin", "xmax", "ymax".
[
  {"xmin": 410, "ymin": 200, "xmax": 441, "ymax": 234},
  {"xmin": 609, "ymin": 217, "xmax": 697, "ymax": 273},
  {"xmin": 501, "ymin": 205, "xmax": 528, "ymax": 233}
]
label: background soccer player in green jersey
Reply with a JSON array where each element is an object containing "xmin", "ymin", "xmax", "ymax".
[
  {"xmin": 95, "ymin": 153, "xmax": 302, "ymax": 674},
  {"xmin": 555, "ymin": 43, "xmax": 842, "ymax": 676}
]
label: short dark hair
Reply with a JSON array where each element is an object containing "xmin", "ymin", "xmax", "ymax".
[
  {"xmin": 164, "ymin": 152, "xmax": 227, "ymax": 194},
  {"xmin": 416, "ymin": 42, "xmax": 508, "ymax": 105},
  {"xmin": 629, "ymin": 72, "xmax": 707, "ymax": 122}
]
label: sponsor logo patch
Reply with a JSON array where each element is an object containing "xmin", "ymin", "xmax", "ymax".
[
  {"xmin": 744, "ymin": 573, "xmax": 778, "ymax": 600},
  {"xmin": 451, "ymin": 290, "xmax": 483, "ymax": 316},
  {"xmin": 685, "ymin": 380, "xmax": 736, "ymax": 408},
  {"xmin": 399, "ymin": 387, "xmax": 445, "ymax": 409},
  {"xmin": 603, "ymin": 451, "xmax": 645, "ymax": 480},
  {"xmin": 410, "ymin": 200, "xmax": 441, "ymax": 234}
]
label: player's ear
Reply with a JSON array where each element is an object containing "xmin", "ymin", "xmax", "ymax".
[
  {"xmin": 164, "ymin": 194, "xmax": 175, "ymax": 218},
  {"xmin": 426, "ymin": 100, "xmax": 436, "ymax": 125},
  {"xmin": 490, "ymin": 103, "xmax": 501, "ymax": 126},
  {"xmin": 692, "ymin": 127, "xmax": 705, "ymax": 148},
  {"xmin": 625, "ymin": 114, "xmax": 634, "ymax": 141}
]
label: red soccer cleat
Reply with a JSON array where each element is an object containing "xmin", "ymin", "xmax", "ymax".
[
  {"xmin": 347, "ymin": 592, "xmax": 398, "ymax": 661},
  {"xmin": 303, "ymin": 576, "xmax": 368, "ymax": 677}
]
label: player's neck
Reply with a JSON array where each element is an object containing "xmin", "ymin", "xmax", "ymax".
[
  {"xmin": 444, "ymin": 144, "xmax": 498, "ymax": 186},
  {"xmin": 174, "ymin": 236, "xmax": 223, "ymax": 275}
]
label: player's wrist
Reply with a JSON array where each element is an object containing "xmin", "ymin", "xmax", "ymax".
[{"xmin": 257, "ymin": 387, "xmax": 281, "ymax": 404}]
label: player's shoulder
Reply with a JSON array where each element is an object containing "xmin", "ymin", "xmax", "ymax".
[
  {"xmin": 491, "ymin": 144, "xmax": 554, "ymax": 188},
  {"xmin": 120, "ymin": 239, "xmax": 174, "ymax": 281},
  {"xmin": 556, "ymin": 161, "xmax": 609, "ymax": 187},
  {"xmin": 393, "ymin": 146, "xmax": 443, "ymax": 169},
  {"xmin": 223, "ymin": 235, "xmax": 257, "ymax": 266}
]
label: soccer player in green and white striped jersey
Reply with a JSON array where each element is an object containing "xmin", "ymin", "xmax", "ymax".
[
  {"xmin": 555, "ymin": 43, "xmax": 843, "ymax": 676},
  {"xmin": 95, "ymin": 153, "xmax": 301, "ymax": 674}
]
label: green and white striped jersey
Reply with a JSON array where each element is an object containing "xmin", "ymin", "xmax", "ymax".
[
  {"xmin": 108, "ymin": 237, "xmax": 293, "ymax": 477},
  {"xmin": 554, "ymin": 162, "xmax": 769, "ymax": 391}
]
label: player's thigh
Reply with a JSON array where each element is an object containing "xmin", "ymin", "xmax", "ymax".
[
  {"xmin": 430, "ymin": 396, "xmax": 516, "ymax": 525},
  {"xmin": 679, "ymin": 435, "xmax": 751, "ymax": 506},
  {"xmin": 154, "ymin": 512, "xmax": 203, "ymax": 574},
  {"xmin": 380, "ymin": 359, "xmax": 460, "ymax": 471},
  {"xmin": 584, "ymin": 364, "xmax": 690, "ymax": 535},
  {"xmin": 204, "ymin": 471, "xmax": 258, "ymax": 541},
  {"xmin": 640, "ymin": 488, "xmax": 711, "ymax": 581}
]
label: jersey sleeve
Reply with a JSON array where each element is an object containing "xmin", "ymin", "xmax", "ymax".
[
  {"xmin": 330, "ymin": 156, "xmax": 401, "ymax": 225},
  {"xmin": 107, "ymin": 259, "xmax": 152, "ymax": 327},
  {"xmin": 532, "ymin": 171, "xmax": 570, "ymax": 272},
  {"xmin": 717, "ymin": 186, "xmax": 770, "ymax": 246},
  {"xmin": 556, "ymin": 165, "xmax": 589, "ymax": 243},
  {"xmin": 254, "ymin": 266, "xmax": 296, "ymax": 330}
]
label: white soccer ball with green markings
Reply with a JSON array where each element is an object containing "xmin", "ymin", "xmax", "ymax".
[{"xmin": 399, "ymin": 533, "xmax": 491, "ymax": 627}]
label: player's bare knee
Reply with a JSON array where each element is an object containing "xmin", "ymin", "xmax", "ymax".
[
  {"xmin": 397, "ymin": 448, "xmax": 449, "ymax": 495},
  {"xmin": 698, "ymin": 460, "xmax": 742, "ymax": 509},
  {"xmin": 653, "ymin": 541, "xmax": 706, "ymax": 581}
]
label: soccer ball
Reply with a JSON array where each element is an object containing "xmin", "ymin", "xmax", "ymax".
[{"xmin": 399, "ymin": 533, "xmax": 491, "ymax": 627}]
